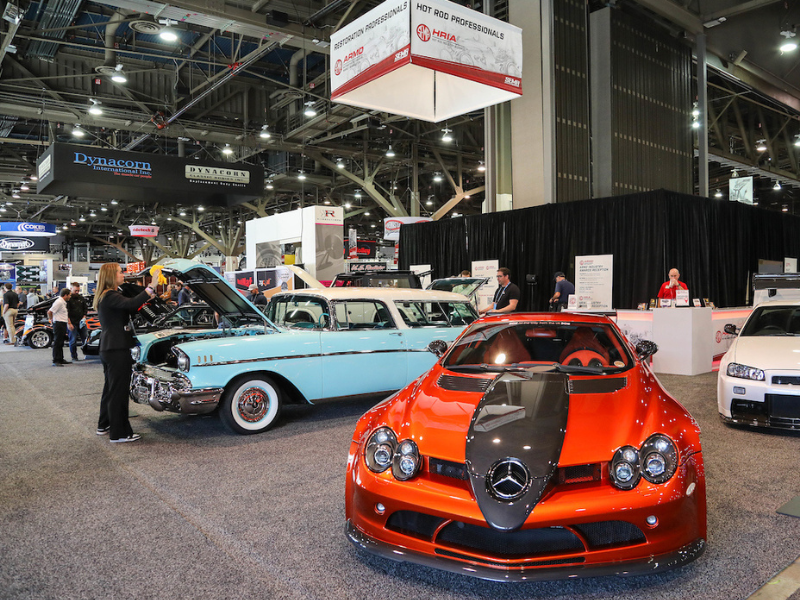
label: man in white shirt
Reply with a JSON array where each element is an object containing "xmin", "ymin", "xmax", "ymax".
[{"xmin": 47, "ymin": 288, "xmax": 72, "ymax": 366}]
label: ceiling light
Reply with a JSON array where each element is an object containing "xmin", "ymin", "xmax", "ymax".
[
  {"xmin": 197, "ymin": 205, "xmax": 205, "ymax": 212},
  {"xmin": 72, "ymin": 124, "xmax": 85, "ymax": 137},
  {"xmin": 370, "ymin": 224, "xmax": 376, "ymax": 228},
  {"xmin": 774, "ymin": 181, "xmax": 782, "ymax": 190},
  {"xmin": 111, "ymin": 199, "xmax": 118, "ymax": 205},
  {"xmin": 756, "ymin": 139, "xmax": 767, "ymax": 152},
  {"xmin": 477, "ymin": 161, "xmax": 486, "ymax": 172},
  {"xmin": 782, "ymin": 205, "xmax": 789, "ymax": 212},
  {"xmin": 385, "ymin": 145, "xmax": 395, "ymax": 158},
  {"xmin": 11, "ymin": 192, "xmax": 19, "ymax": 199},
  {"xmin": 159, "ymin": 22, "xmax": 178, "ymax": 42},
  {"xmin": 151, "ymin": 220, "xmax": 157, "ymax": 225},
  {"xmin": 426, "ymin": 199, "xmax": 433, "ymax": 206},
  {"xmin": 62, "ymin": 225, "xmax": 68, "ymax": 230},
  {"xmin": 344, "ymin": 202, "xmax": 351, "ymax": 209},
  {"xmin": 441, "ymin": 128, "xmax": 453, "ymax": 142},
  {"xmin": 794, "ymin": 135, "xmax": 800, "ymax": 147},
  {"xmin": 88, "ymin": 100, "xmax": 103, "ymax": 115},
  {"xmin": 90, "ymin": 211, "xmax": 97, "ymax": 217},
  {"xmin": 304, "ymin": 101, "xmax": 317, "ymax": 117},
  {"xmin": 19, "ymin": 183, "xmax": 29, "ymax": 191},
  {"xmin": 266, "ymin": 182, "xmax": 274, "ymax": 190},
  {"xmin": 714, "ymin": 189, "xmax": 723, "ymax": 198},
  {"xmin": 167, "ymin": 216, "xmax": 172, "ymax": 220},
  {"xmin": 298, "ymin": 171, "xmax": 306, "ymax": 180},
  {"xmin": 260, "ymin": 125, "xmax": 271, "ymax": 139},
  {"xmin": 222, "ymin": 144, "xmax": 233, "ymax": 155},
  {"xmin": 79, "ymin": 215, "xmax": 86, "ymax": 222},
  {"xmin": 354, "ymin": 190, "xmax": 361, "ymax": 198},
  {"xmin": 691, "ymin": 102, "xmax": 700, "ymax": 118},
  {"xmin": 179, "ymin": 210, "xmax": 186, "ymax": 216},
  {"xmin": 433, "ymin": 172, "xmax": 443, "ymax": 182},
  {"xmin": 365, "ymin": 211, "xmax": 370, "ymax": 216},
  {"xmin": 101, "ymin": 205, "xmax": 108, "ymax": 211},
  {"xmin": 324, "ymin": 199, "xmax": 330, "ymax": 205},
  {"xmin": 780, "ymin": 30, "xmax": 797, "ymax": 52},
  {"xmin": 29, "ymin": 175, "xmax": 38, "ymax": 182},
  {"xmin": 337, "ymin": 159, "xmax": 345, "ymax": 169},
  {"xmin": 111, "ymin": 64, "xmax": 127, "ymax": 83},
  {"xmin": 691, "ymin": 120, "xmax": 700, "ymax": 129},
  {"xmin": 70, "ymin": 220, "xmax": 76, "ymax": 226}
]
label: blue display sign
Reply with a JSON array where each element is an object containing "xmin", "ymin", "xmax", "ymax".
[{"xmin": 0, "ymin": 222, "xmax": 57, "ymax": 237}]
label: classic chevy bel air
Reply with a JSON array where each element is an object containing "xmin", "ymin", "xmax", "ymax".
[{"xmin": 130, "ymin": 259, "xmax": 478, "ymax": 434}]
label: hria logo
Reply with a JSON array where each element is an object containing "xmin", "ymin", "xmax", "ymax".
[{"xmin": 416, "ymin": 24, "xmax": 456, "ymax": 42}]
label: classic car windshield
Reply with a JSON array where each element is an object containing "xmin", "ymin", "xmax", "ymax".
[
  {"xmin": 443, "ymin": 322, "xmax": 632, "ymax": 371},
  {"xmin": 267, "ymin": 295, "xmax": 330, "ymax": 329},
  {"xmin": 428, "ymin": 278, "xmax": 486, "ymax": 297},
  {"xmin": 334, "ymin": 300, "xmax": 395, "ymax": 329},
  {"xmin": 740, "ymin": 306, "xmax": 800, "ymax": 336},
  {"xmin": 394, "ymin": 301, "xmax": 478, "ymax": 327}
]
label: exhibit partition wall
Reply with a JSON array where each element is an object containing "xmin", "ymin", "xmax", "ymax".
[{"xmin": 399, "ymin": 189, "xmax": 800, "ymax": 311}]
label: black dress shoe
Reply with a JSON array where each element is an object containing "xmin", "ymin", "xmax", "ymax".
[
  {"xmin": 58, "ymin": 360, "xmax": 72, "ymax": 364},
  {"xmin": 52, "ymin": 362, "xmax": 63, "ymax": 367}
]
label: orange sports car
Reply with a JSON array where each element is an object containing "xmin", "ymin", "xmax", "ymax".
[{"xmin": 345, "ymin": 313, "xmax": 706, "ymax": 582}]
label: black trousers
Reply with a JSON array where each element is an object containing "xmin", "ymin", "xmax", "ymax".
[
  {"xmin": 52, "ymin": 321, "xmax": 68, "ymax": 363},
  {"xmin": 99, "ymin": 349, "xmax": 134, "ymax": 440}
]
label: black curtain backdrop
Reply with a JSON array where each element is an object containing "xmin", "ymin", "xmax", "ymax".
[{"xmin": 399, "ymin": 189, "xmax": 800, "ymax": 311}]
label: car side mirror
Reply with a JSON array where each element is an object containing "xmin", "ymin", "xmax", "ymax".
[
  {"xmin": 427, "ymin": 339, "xmax": 448, "ymax": 358},
  {"xmin": 723, "ymin": 323, "xmax": 738, "ymax": 335},
  {"xmin": 635, "ymin": 340, "xmax": 658, "ymax": 361}
]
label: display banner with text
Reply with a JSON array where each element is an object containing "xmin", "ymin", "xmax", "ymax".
[
  {"xmin": 331, "ymin": 0, "xmax": 522, "ymax": 122},
  {"xmin": 575, "ymin": 254, "xmax": 614, "ymax": 311}
]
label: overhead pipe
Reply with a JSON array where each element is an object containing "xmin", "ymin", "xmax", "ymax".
[{"xmin": 102, "ymin": 11, "xmax": 127, "ymax": 70}]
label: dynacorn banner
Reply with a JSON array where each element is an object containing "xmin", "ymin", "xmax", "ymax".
[
  {"xmin": 37, "ymin": 143, "xmax": 264, "ymax": 207},
  {"xmin": 0, "ymin": 236, "xmax": 50, "ymax": 252},
  {"xmin": 331, "ymin": 0, "xmax": 522, "ymax": 122}
]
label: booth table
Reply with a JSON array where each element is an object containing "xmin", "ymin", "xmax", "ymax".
[{"xmin": 615, "ymin": 307, "xmax": 752, "ymax": 375}]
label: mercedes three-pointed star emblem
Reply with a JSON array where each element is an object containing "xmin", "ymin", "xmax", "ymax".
[{"xmin": 486, "ymin": 457, "xmax": 531, "ymax": 501}]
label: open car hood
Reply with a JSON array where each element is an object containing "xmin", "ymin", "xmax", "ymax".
[
  {"xmin": 149, "ymin": 259, "xmax": 270, "ymax": 326},
  {"xmin": 428, "ymin": 277, "xmax": 489, "ymax": 299}
]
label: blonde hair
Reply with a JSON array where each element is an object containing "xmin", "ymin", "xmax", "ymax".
[{"xmin": 93, "ymin": 263, "xmax": 121, "ymax": 310}]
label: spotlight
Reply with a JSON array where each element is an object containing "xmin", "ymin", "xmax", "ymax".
[
  {"xmin": 756, "ymin": 139, "xmax": 767, "ymax": 152},
  {"xmin": 90, "ymin": 211, "xmax": 97, "ymax": 217},
  {"xmin": 159, "ymin": 22, "xmax": 178, "ymax": 42},
  {"xmin": 222, "ymin": 144, "xmax": 233, "ymax": 155},
  {"xmin": 79, "ymin": 215, "xmax": 86, "ymax": 222},
  {"xmin": 344, "ymin": 202, "xmax": 351, "ymax": 209},
  {"xmin": 19, "ymin": 183, "xmax": 29, "ymax": 191},
  {"xmin": 260, "ymin": 125, "xmax": 271, "ymax": 139},
  {"xmin": 774, "ymin": 181, "xmax": 782, "ymax": 190},
  {"xmin": 72, "ymin": 124, "xmax": 85, "ymax": 137},
  {"xmin": 111, "ymin": 64, "xmax": 127, "ymax": 83},
  {"xmin": 385, "ymin": 145, "xmax": 395, "ymax": 158},
  {"xmin": 780, "ymin": 30, "xmax": 797, "ymax": 52},
  {"xmin": 433, "ymin": 172, "xmax": 443, "ymax": 182},
  {"xmin": 304, "ymin": 101, "xmax": 317, "ymax": 117},
  {"xmin": 714, "ymin": 189, "xmax": 723, "ymax": 198},
  {"xmin": 179, "ymin": 210, "xmax": 186, "ymax": 216},
  {"xmin": 354, "ymin": 190, "xmax": 361, "ymax": 198},
  {"xmin": 691, "ymin": 120, "xmax": 700, "ymax": 129},
  {"xmin": 441, "ymin": 128, "xmax": 453, "ymax": 142},
  {"xmin": 11, "ymin": 191, "xmax": 20, "ymax": 199},
  {"xmin": 477, "ymin": 161, "xmax": 486, "ymax": 172},
  {"xmin": 111, "ymin": 199, "xmax": 118, "ymax": 205},
  {"xmin": 298, "ymin": 171, "xmax": 306, "ymax": 180},
  {"xmin": 88, "ymin": 100, "xmax": 103, "ymax": 115},
  {"xmin": 691, "ymin": 102, "xmax": 700, "ymax": 118},
  {"xmin": 101, "ymin": 205, "xmax": 108, "ymax": 211},
  {"xmin": 266, "ymin": 182, "xmax": 274, "ymax": 190},
  {"xmin": 197, "ymin": 205, "xmax": 205, "ymax": 211},
  {"xmin": 794, "ymin": 135, "xmax": 800, "ymax": 147}
]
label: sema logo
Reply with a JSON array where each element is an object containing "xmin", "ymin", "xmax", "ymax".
[
  {"xmin": 334, "ymin": 59, "xmax": 343, "ymax": 75},
  {"xmin": 504, "ymin": 77, "xmax": 521, "ymax": 88},
  {"xmin": 394, "ymin": 48, "xmax": 409, "ymax": 62},
  {"xmin": 416, "ymin": 24, "xmax": 431, "ymax": 41}
]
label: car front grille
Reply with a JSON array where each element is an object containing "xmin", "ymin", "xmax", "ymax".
[
  {"xmin": 772, "ymin": 375, "xmax": 800, "ymax": 385},
  {"xmin": 428, "ymin": 457, "xmax": 469, "ymax": 480},
  {"xmin": 384, "ymin": 509, "xmax": 647, "ymax": 560},
  {"xmin": 557, "ymin": 463, "xmax": 601, "ymax": 485}
]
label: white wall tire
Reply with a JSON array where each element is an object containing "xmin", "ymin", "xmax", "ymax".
[{"xmin": 220, "ymin": 376, "xmax": 282, "ymax": 435}]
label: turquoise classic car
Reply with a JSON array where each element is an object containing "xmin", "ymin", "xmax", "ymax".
[{"xmin": 130, "ymin": 259, "xmax": 478, "ymax": 435}]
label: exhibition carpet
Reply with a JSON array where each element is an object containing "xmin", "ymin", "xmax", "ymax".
[{"xmin": 1, "ymin": 344, "xmax": 799, "ymax": 600}]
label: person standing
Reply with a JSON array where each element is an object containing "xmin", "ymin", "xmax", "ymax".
[
  {"xmin": 47, "ymin": 288, "xmax": 72, "ymax": 365},
  {"xmin": 67, "ymin": 282, "xmax": 89, "ymax": 361},
  {"xmin": 550, "ymin": 271, "xmax": 575, "ymax": 311},
  {"xmin": 2, "ymin": 283, "xmax": 20, "ymax": 345},
  {"xmin": 178, "ymin": 284, "xmax": 192, "ymax": 306},
  {"xmin": 657, "ymin": 268, "xmax": 688, "ymax": 302},
  {"xmin": 479, "ymin": 267, "xmax": 520, "ymax": 315},
  {"xmin": 15, "ymin": 287, "xmax": 26, "ymax": 310},
  {"xmin": 94, "ymin": 263, "xmax": 155, "ymax": 443},
  {"xmin": 171, "ymin": 282, "xmax": 182, "ymax": 304},
  {"xmin": 247, "ymin": 284, "xmax": 268, "ymax": 308},
  {"xmin": 27, "ymin": 288, "xmax": 40, "ymax": 308}
]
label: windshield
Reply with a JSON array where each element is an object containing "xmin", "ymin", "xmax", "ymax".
[
  {"xmin": 741, "ymin": 306, "xmax": 800, "ymax": 336},
  {"xmin": 443, "ymin": 321, "xmax": 633, "ymax": 372},
  {"xmin": 394, "ymin": 300, "xmax": 478, "ymax": 327},
  {"xmin": 428, "ymin": 278, "xmax": 486, "ymax": 297},
  {"xmin": 267, "ymin": 295, "xmax": 330, "ymax": 329}
]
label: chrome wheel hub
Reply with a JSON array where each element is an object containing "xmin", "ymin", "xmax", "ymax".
[{"xmin": 237, "ymin": 387, "xmax": 269, "ymax": 422}]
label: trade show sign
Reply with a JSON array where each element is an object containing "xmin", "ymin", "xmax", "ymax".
[
  {"xmin": 37, "ymin": 143, "xmax": 264, "ymax": 207},
  {"xmin": 331, "ymin": 0, "xmax": 523, "ymax": 122},
  {"xmin": 0, "ymin": 221, "xmax": 57, "ymax": 236},
  {"xmin": 0, "ymin": 236, "xmax": 50, "ymax": 252},
  {"xmin": 128, "ymin": 225, "xmax": 160, "ymax": 237},
  {"xmin": 574, "ymin": 254, "xmax": 614, "ymax": 311},
  {"xmin": 383, "ymin": 216, "xmax": 432, "ymax": 241}
]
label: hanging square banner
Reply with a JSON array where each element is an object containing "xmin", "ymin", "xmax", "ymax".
[{"xmin": 331, "ymin": 0, "xmax": 522, "ymax": 122}]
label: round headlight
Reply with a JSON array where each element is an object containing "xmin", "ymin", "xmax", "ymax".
[
  {"xmin": 392, "ymin": 439, "xmax": 420, "ymax": 481},
  {"xmin": 610, "ymin": 445, "xmax": 640, "ymax": 490},
  {"xmin": 130, "ymin": 346, "xmax": 141, "ymax": 362},
  {"xmin": 176, "ymin": 351, "xmax": 190, "ymax": 372},
  {"xmin": 365, "ymin": 427, "xmax": 397, "ymax": 473},
  {"xmin": 640, "ymin": 434, "xmax": 677, "ymax": 484}
]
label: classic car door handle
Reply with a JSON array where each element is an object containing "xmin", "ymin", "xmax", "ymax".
[{"xmin": 390, "ymin": 332, "xmax": 403, "ymax": 336}]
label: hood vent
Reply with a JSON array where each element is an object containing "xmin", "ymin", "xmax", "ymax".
[
  {"xmin": 568, "ymin": 377, "xmax": 627, "ymax": 395},
  {"xmin": 437, "ymin": 374, "xmax": 494, "ymax": 393}
]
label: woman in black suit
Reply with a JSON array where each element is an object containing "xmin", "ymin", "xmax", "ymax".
[{"xmin": 93, "ymin": 263, "xmax": 155, "ymax": 443}]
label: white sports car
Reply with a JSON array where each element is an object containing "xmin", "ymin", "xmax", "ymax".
[{"xmin": 718, "ymin": 300, "xmax": 800, "ymax": 430}]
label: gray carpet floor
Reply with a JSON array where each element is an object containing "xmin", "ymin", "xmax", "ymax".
[{"xmin": 1, "ymin": 344, "xmax": 799, "ymax": 600}]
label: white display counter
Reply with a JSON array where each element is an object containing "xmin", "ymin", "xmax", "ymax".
[{"xmin": 615, "ymin": 307, "xmax": 752, "ymax": 375}]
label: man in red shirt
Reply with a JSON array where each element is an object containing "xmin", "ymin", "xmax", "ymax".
[{"xmin": 657, "ymin": 268, "xmax": 688, "ymax": 301}]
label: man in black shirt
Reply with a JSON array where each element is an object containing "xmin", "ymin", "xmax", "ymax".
[
  {"xmin": 480, "ymin": 267, "xmax": 520, "ymax": 315},
  {"xmin": 2, "ymin": 283, "xmax": 20, "ymax": 345},
  {"xmin": 67, "ymin": 282, "xmax": 89, "ymax": 360},
  {"xmin": 247, "ymin": 284, "xmax": 268, "ymax": 309}
]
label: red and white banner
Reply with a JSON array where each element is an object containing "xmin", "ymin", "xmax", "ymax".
[
  {"xmin": 331, "ymin": 0, "xmax": 522, "ymax": 122},
  {"xmin": 128, "ymin": 225, "xmax": 159, "ymax": 237},
  {"xmin": 383, "ymin": 216, "xmax": 432, "ymax": 241}
]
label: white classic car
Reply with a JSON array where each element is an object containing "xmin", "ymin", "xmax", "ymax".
[
  {"xmin": 130, "ymin": 259, "xmax": 479, "ymax": 435},
  {"xmin": 717, "ymin": 300, "xmax": 800, "ymax": 430}
]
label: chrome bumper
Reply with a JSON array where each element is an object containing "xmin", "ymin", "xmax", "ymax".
[
  {"xmin": 345, "ymin": 521, "xmax": 705, "ymax": 582},
  {"xmin": 130, "ymin": 369, "xmax": 222, "ymax": 414}
]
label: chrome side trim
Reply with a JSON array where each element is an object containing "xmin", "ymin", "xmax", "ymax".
[{"xmin": 193, "ymin": 347, "xmax": 430, "ymax": 368}]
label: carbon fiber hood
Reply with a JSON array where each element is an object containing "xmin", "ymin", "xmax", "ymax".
[{"xmin": 465, "ymin": 371, "xmax": 570, "ymax": 531}]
